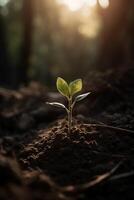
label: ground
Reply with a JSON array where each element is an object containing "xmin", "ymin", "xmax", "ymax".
[{"xmin": 0, "ymin": 67, "xmax": 134, "ymax": 200}]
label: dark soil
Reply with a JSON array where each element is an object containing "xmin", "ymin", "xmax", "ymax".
[{"xmin": 0, "ymin": 68, "xmax": 134, "ymax": 200}]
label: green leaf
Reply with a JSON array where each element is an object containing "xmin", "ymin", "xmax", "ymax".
[
  {"xmin": 69, "ymin": 79, "xmax": 82, "ymax": 96},
  {"xmin": 46, "ymin": 102, "xmax": 69, "ymax": 112},
  {"xmin": 75, "ymin": 92, "xmax": 91, "ymax": 102},
  {"xmin": 56, "ymin": 77, "xmax": 69, "ymax": 98}
]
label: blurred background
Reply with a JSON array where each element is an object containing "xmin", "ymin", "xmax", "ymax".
[{"xmin": 0, "ymin": 0, "xmax": 134, "ymax": 89}]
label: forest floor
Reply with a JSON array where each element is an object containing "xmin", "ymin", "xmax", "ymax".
[{"xmin": 0, "ymin": 67, "xmax": 134, "ymax": 200}]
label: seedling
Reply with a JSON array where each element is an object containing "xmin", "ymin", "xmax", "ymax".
[{"xmin": 47, "ymin": 77, "xmax": 90, "ymax": 134}]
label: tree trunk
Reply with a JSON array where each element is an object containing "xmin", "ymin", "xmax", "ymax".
[
  {"xmin": 97, "ymin": 0, "xmax": 130, "ymax": 69},
  {"xmin": 18, "ymin": 0, "xmax": 34, "ymax": 85},
  {"xmin": 0, "ymin": 13, "xmax": 11, "ymax": 87}
]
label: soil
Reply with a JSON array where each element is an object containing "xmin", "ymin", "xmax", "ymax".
[{"xmin": 0, "ymin": 68, "xmax": 134, "ymax": 200}]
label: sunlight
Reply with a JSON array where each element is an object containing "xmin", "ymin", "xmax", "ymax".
[
  {"xmin": 87, "ymin": 0, "xmax": 97, "ymax": 7},
  {"xmin": 57, "ymin": 0, "xmax": 84, "ymax": 11},
  {"xmin": 57, "ymin": 0, "xmax": 109, "ymax": 11},
  {"xmin": 78, "ymin": 9, "xmax": 101, "ymax": 38},
  {"xmin": 99, "ymin": 0, "xmax": 109, "ymax": 8},
  {"xmin": 0, "ymin": 0, "xmax": 9, "ymax": 6},
  {"xmin": 56, "ymin": 0, "xmax": 110, "ymax": 39},
  {"xmin": 57, "ymin": 0, "xmax": 97, "ymax": 11}
]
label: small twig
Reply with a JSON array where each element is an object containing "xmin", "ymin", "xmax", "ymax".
[
  {"xmin": 79, "ymin": 161, "xmax": 122, "ymax": 190},
  {"xmin": 62, "ymin": 162, "xmax": 122, "ymax": 194},
  {"xmin": 84, "ymin": 123, "xmax": 134, "ymax": 134},
  {"xmin": 110, "ymin": 171, "xmax": 134, "ymax": 181}
]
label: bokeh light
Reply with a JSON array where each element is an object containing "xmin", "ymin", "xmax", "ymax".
[
  {"xmin": 0, "ymin": 0, "xmax": 9, "ymax": 7},
  {"xmin": 99, "ymin": 0, "xmax": 109, "ymax": 8},
  {"xmin": 57, "ymin": 0, "xmax": 98, "ymax": 11},
  {"xmin": 87, "ymin": 0, "xmax": 97, "ymax": 7},
  {"xmin": 57, "ymin": 0, "xmax": 85, "ymax": 11}
]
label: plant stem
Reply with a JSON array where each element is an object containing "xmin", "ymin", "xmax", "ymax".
[{"xmin": 68, "ymin": 97, "xmax": 72, "ymax": 134}]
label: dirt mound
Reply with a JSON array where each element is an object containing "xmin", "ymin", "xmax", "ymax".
[{"xmin": 19, "ymin": 119, "xmax": 134, "ymax": 190}]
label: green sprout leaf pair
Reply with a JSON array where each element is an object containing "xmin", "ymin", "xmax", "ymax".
[
  {"xmin": 47, "ymin": 77, "xmax": 91, "ymax": 134},
  {"xmin": 56, "ymin": 77, "xmax": 82, "ymax": 99}
]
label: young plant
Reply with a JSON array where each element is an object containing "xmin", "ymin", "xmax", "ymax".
[{"xmin": 47, "ymin": 77, "xmax": 90, "ymax": 134}]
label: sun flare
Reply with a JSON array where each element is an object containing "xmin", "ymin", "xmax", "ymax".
[
  {"xmin": 57, "ymin": 0, "xmax": 97, "ymax": 11},
  {"xmin": 59, "ymin": 0, "xmax": 84, "ymax": 11},
  {"xmin": 57, "ymin": 0, "xmax": 109, "ymax": 38},
  {"xmin": 99, "ymin": 0, "xmax": 109, "ymax": 8},
  {"xmin": 57, "ymin": 0, "xmax": 109, "ymax": 11}
]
